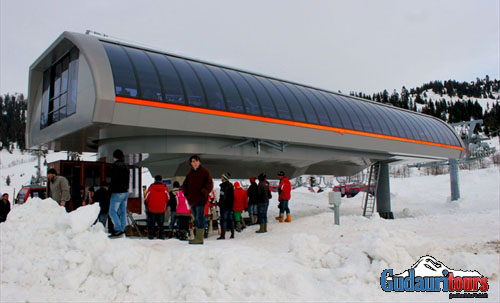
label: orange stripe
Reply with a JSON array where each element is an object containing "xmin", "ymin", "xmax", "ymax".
[{"xmin": 115, "ymin": 96, "xmax": 464, "ymax": 152}]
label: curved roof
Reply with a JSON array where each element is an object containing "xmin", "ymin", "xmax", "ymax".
[
  {"xmin": 101, "ymin": 40, "xmax": 461, "ymax": 150},
  {"xmin": 26, "ymin": 32, "xmax": 464, "ymax": 178}
]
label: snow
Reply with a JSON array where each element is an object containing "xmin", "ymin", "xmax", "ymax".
[
  {"xmin": 413, "ymin": 89, "xmax": 499, "ymax": 114},
  {"xmin": 1, "ymin": 148, "xmax": 499, "ymax": 301}
]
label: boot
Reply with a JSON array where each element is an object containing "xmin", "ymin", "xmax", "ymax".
[
  {"xmin": 204, "ymin": 228, "xmax": 209, "ymax": 239},
  {"xmin": 285, "ymin": 214, "xmax": 292, "ymax": 222},
  {"xmin": 217, "ymin": 228, "xmax": 226, "ymax": 240},
  {"xmin": 189, "ymin": 228, "xmax": 204, "ymax": 245},
  {"xmin": 230, "ymin": 228, "xmax": 235, "ymax": 239},
  {"xmin": 256, "ymin": 224, "xmax": 266, "ymax": 233},
  {"xmin": 263, "ymin": 223, "xmax": 267, "ymax": 232},
  {"xmin": 235, "ymin": 222, "xmax": 242, "ymax": 232},
  {"xmin": 279, "ymin": 215, "xmax": 285, "ymax": 223}
]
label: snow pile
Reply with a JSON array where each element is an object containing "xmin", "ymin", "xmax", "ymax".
[{"xmin": 1, "ymin": 167, "xmax": 499, "ymax": 302}]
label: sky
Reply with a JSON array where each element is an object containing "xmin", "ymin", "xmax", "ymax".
[{"xmin": 0, "ymin": 0, "xmax": 499, "ymax": 97}]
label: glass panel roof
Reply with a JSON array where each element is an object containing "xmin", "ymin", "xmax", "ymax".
[{"xmin": 102, "ymin": 41, "xmax": 461, "ymax": 147}]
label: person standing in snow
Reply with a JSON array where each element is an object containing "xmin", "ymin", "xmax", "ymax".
[
  {"xmin": 256, "ymin": 173, "xmax": 271, "ymax": 233},
  {"xmin": 93, "ymin": 181, "xmax": 113, "ymax": 233},
  {"xmin": 233, "ymin": 181, "xmax": 248, "ymax": 232},
  {"xmin": 174, "ymin": 181, "xmax": 191, "ymax": 240},
  {"xmin": 217, "ymin": 172, "xmax": 235, "ymax": 240},
  {"xmin": 145, "ymin": 175, "xmax": 169, "ymax": 240},
  {"xmin": 247, "ymin": 176, "xmax": 259, "ymax": 225},
  {"xmin": 108, "ymin": 149, "xmax": 130, "ymax": 238},
  {"xmin": 0, "ymin": 193, "xmax": 11, "ymax": 222},
  {"xmin": 46, "ymin": 168, "xmax": 71, "ymax": 211},
  {"xmin": 276, "ymin": 171, "xmax": 292, "ymax": 223},
  {"xmin": 167, "ymin": 183, "xmax": 178, "ymax": 237},
  {"xmin": 182, "ymin": 155, "xmax": 214, "ymax": 245}
]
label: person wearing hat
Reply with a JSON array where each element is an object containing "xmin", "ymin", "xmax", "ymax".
[
  {"xmin": 46, "ymin": 168, "xmax": 71, "ymax": 211},
  {"xmin": 182, "ymin": 155, "xmax": 214, "ymax": 244},
  {"xmin": 277, "ymin": 171, "xmax": 292, "ymax": 223},
  {"xmin": 256, "ymin": 173, "xmax": 271, "ymax": 233},
  {"xmin": 217, "ymin": 172, "xmax": 235, "ymax": 239}
]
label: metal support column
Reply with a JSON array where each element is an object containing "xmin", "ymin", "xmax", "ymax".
[
  {"xmin": 449, "ymin": 158, "xmax": 460, "ymax": 201},
  {"xmin": 376, "ymin": 162, "xmax": 394, "ymax": 219}
]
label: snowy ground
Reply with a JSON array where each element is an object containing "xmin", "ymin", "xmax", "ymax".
[{"xmin": 0, "ymin": 148, "xmax": 499, "ymax": 301}]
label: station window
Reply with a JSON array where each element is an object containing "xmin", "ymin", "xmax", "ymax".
[{"xmin": 40, "ymin": 47, "xmax": 79, "ymax": 129}]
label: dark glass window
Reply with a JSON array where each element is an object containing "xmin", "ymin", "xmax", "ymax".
[
  {"xmin": 40, "ymin": 69, "xmax": 50, "ymax": 129},
  {"xmin": 102, "ymin": 43, "xmax": 138, "ymax": 97},
  {"xmin": 441, "ymin": 122, "xmax": 460, "ymax": 146},
  {"xmin": 300, "ymin": 88, "xmax": 331, "ymax": 126},
  {"xmin": 188, "ymin": 61, "xmax": 225, "ymax": 111},
  {"xmin": 384, "ymin": 107, "xmax": 414, "ymax": 139},
  {"xmin": 376, "ymin": 105, "xmax": 406, "ymax": 138},
  {"xmin": 146, "ymin": 52, "xmax": 185, "ymax": 104},
  {"xmin": 225, "ymin": 70, "xmax": 262, "ymax": 115},
  {"xmin": 311, "ymin": 90, "xmax": 343, "ymax": 128},
  {"xmin": 358, "ymin": 102, "xmax": 385, "ymax": 134},
  {"xmin": 401, "ymin": 111, "xmax": 430, "ymax": 142},
  {"xmin": 206, "ymin": 65, "xmax": 244, "ymax": 113},
  {"xmin": 271, "ymin": 80, "xmax": 306, "ymax": 122},
  {"xmin": 345, "ymin": 98, "xmax": 376, "ymax": 133},
  {"xmin": 365, "ymin": 103, "xmax": 395, "ymax": 137},
  {"xmin": 392, "ymin": 109, "xmax": 419, "ymax": 140},
  {"xmin": 67, "ymin": 48, "xmax": 79, "ymax": 116},
  {"xmin": 285, "ymin": 84, "xmax": 319, "ymax": 124},
  {"xmin": 335, "ymin": 96, "xmax": 364, "ymax": 131},
  {"xmin": 414, "ymin": 115, "xmax": 439, "ymax": 143},
  {"xmin": 41, "ymin": 47, "xmax": 79, "ymax": 129},
  {"xmin": 428, "ymin": 118, "xmax": 451, "ymax": 144},
  {"xmin": 254, "ymin": 76, "xmax": 292, "ymax": 120},
  {"xmin": 240, "ymin": 74, "xmax": 278, "ymax": 118},
  {"xmin": 124, "ymin": 47, "xmax": 162, "ymax": 101},
  {"xmin": 168, "ymin": 57, "xmax": 206, "ymax": 108},
  {"xmin": 321, "ymin": 93, "xmax": 354, "ymax": 130},
  {"xmin": 426, "ymin": 118, "xmax": 448, "ymax": 144}
]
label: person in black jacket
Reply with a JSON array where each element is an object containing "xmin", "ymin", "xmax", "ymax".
[
  {"xmin": 0, "ymin": 193, "xmax": 11, "ymax": 223},
  {"xmin": 167, "ymin": 184, "xmax": 178, "ymax": 232},
  {"xmin": 247, "ymin": 176, "xmax": 259, "ymax": 225},
  {"xmin": 256, "ymin": 173, "xmax": 271, "ymax": 233},
  {"xmin": 217, "ymin": 172, "xmax": 234, "ymax": 240},
  {"xmin": 108, "ymin": 149, "xmax": 130, "ymax": 238},
  {"xmin": 94, "ymin": 181, "xmax": 113, "ymax": 233}
]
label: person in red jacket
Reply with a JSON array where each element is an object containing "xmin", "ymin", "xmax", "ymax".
[
  {"xmin": 145, "ymin": 175, "xmax": 169, "ymax": 239},
  {"xmin": 277, "ymin": 171, "xmax": 292, "ymax": 222},
  {"xmin": 233, "ymin": 182, "xmax": 248, "ymax": 232}
]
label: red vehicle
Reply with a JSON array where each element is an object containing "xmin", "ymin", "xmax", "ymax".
[
  {"xmin": 333, "ymin": 183, "xmax": 375, "ymax": 198},
  {"xmin": 15, "ymin": 185, "xmax": 47, "ymax": 204}
]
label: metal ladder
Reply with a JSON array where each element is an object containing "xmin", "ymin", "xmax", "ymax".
[{"xmin": 362, "ymin": 162, "xmax": 380, "ymax": 217}]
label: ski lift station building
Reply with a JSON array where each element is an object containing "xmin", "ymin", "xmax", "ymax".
[{"xmin": 26, "ymin": 32, "xmax": 465, "ymax": 217}]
